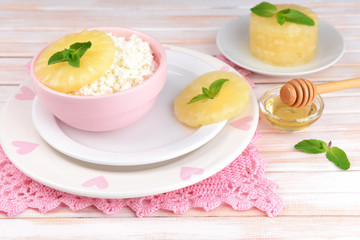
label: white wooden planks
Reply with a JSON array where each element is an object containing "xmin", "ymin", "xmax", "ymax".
[{"xmin": 1, "ymin": 216, "xmax": 360, "ymax": 239}]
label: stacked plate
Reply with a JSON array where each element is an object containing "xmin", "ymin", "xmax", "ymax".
[{"xmin": 0, "ymin": 46, "xmax": 258, "ymax": 198}]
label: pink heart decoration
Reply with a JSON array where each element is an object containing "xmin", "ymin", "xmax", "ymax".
[
  {"xmin": 180, "ymin": 167, "xmax": 204, "ymax": 181},
  {"xmin": 15, "ymin": 86, "xmax": 35, "ymax": 100},
  {"xmin": 25, "ymin": 61, "xmax": 32, "ymax": 73},
  {"xmin": 230, "ymin": 116, "xmax": 253, "ymax": 130},
  {"xmin": 82, "ymin": 176, "xmax": 109, "ymax": 189},
  {"xmin": 12, "ymin": 141, "xmax": 38, "ymax": 155},
  {"xmin": 220, "ymin": 65, "xmax": 230, "ymax": 71}
]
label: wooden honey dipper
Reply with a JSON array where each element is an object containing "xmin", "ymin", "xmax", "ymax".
[{"xmin": 280, "ymin": 78, "xmax": 360, "ymax": 108}]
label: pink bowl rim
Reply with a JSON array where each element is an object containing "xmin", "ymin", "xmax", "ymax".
[{"xmin": 30, "ymin": 27, "xmax": 167, "ymax": 100}]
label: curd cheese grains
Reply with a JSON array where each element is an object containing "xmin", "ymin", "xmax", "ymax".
[{"xmin": 75, "ymin": 34, "xmax": 157, "ymax": 96}]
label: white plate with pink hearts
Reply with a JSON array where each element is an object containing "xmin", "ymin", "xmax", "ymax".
[{"xmin": 0, "ymin": 45, "xmax": 258, "ymax": 198}]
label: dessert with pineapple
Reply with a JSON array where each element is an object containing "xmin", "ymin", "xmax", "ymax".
[
  {"xmin": 34, "ymin": 29, "xmax": 157, "ymax": 95},
  {"xmin": 30, "ymin": 28, "xmax": 166, "ymax": 131},
  {"xmin": 174, "ymin": 71, "xmax": 250, "ymax": 128},
  {"xmin": 249, "ymin": 2, "xmax": 318, "ymax": 66}
]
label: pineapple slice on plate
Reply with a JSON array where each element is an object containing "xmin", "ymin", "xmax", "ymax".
[
  {"xmin": 34, "ymin": 30, "xmax": 115, "ymax": 93},
  {"xmin": 174, "ymin": 71, "xmax": 250, "ymax": 128}
]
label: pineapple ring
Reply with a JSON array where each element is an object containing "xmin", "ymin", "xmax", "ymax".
[
  {"xmin": 174, "ymin": 71, "xmax": 251, "ymax": 128},
  {"xmin": 34, "ymin": 30, "xmax": 115, "ymax": 93}
]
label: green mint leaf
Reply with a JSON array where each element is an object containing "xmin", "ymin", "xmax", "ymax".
[
  {"xmin": 202, "ymin": 87, "xmax": 212, "ymax": 99},
  {"xmin": 48, "ymin": 41, "xmax": 92, "ymax": 68},
  {"xmin": 68, "ymin": 54, "xmax": 80, "ymax": 68},
  {"xmin": 251, "ymin": 2, "xmax": 277, "ymax": 17},
  {"xmin": 63, "ymin": 49, "xmax": 75, "ymax": 61},
  {"xmin": 276, "ymin": 12, "xmax": 286, "ymax": 25},
  {"xmin": 278, "ymin": 8, "xmax": 315, "ymax": 26},
  {"xmin": 187, "ymin": 94, "xmax": 211, "ymax": 104},
  {"xmin": 294, "ymin": 139, "xmax": 328, "ymax": 153},
  {"xmin": 188, "ymin": 78, "xmax": 229, "ymax": 104},
  {"xmin": 295, "ymin": 139, "xmax": 351, "ymax": 170},
  {"xmin": 208, "ymin": 79, "xmax": 229, "ymax": 98},
  {"xmin": 48, "ymin": 51, "xmax": 67, "ymax": 65},
  {"xmin": 69, "ymin": 41, "xmax": 92, "ymax": 58},
  {"xmin": 326, "ymin": 147, "xmax": 350, "ymax": 170}
]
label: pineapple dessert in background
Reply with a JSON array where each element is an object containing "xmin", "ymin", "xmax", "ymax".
[
  {"xmin": 174, "ymin": 71, "xmax": 250, "ymax": 128},
  {"xmin": 249, "ymin": 2, "xmax": 318, "ymax": 66},
  {"xmin": 34, "ymin": 29, "xmax": 157, "ymax": 95}
]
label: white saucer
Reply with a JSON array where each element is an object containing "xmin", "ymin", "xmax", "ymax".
[
  {"xmin": 32, "ymin": 49, "xmax": 227, "ymax": 166},
  {"xmin": 216, "ymin": 15, "xmax": 345, "ymax": 76},
  {"xmin": 0, "ymin": 45, "xmax": 258, "ymax": 198}
]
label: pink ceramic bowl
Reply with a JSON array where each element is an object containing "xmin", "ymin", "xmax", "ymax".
[{"xmin": 30, "ymin": 27, "xmax": 167, "ymax": 132}]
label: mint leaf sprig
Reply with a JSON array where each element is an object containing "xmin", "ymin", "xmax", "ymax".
[
  {"xmin": 276, "ymin": 9, "xmax": 315, "ymax": 26},
  {"xmin": 295, "ymin": 139, "xmax": 350, "ymax": 170},
  {"xmin": 187, "ymin": 78, "xmax": 229, "ymax": 104},
  {"xmin": 251, "ymin": 2, "xmax": 315, "ymax": 26},
  {"xmin": 251, "ymin": 2, "xmax": 277, "ymax": 17},
  {"xmin": 48, "ymin": 41, "xmax": 92, "ymax": 68}
]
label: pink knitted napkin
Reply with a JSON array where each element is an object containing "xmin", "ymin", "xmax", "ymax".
[{"xmin": 0, "ymin": 55, "xmax": 284, "ymax": 217}]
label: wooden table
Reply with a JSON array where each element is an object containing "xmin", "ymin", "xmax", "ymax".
[{"xmin": 1, "ymin": 0, "xmax": 359, "ymax": 239}]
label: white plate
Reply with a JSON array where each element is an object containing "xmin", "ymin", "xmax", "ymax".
[
  {"xmin": 216, "ymin": 15, "xmax": 345, "ymax": 76},
  {"xmin": 0, "ymin": 45, "xmax": 258, "ymax": 198},
  {"xmin": 32, "ymin": 49, "xmax": 228, "ymax": 166}
]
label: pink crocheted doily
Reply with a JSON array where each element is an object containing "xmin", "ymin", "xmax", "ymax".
[
  {"xmin": 0, "ymin": 55, "xmax": 284, "ymax": 217},
  {"xmin": 0, "ymin": 131, "xmax": 284, "ymax": 217}
]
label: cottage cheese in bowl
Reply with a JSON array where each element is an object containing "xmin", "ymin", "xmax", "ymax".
[{"xmin": 76, "ymin": 34, "xmax": 157, "ymax": 96}]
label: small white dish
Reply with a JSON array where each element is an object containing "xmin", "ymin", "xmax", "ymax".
[
  {"xmin": 0, "ymin": 45, "xmax": 258, "ymax": 198},
  {"xmin": 32, "ymin": 48, "xmax": 228, "ymax": 166},
  {"xmin": 216, "ymin": 15, "xmax": 345, "ymax": 76}
]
